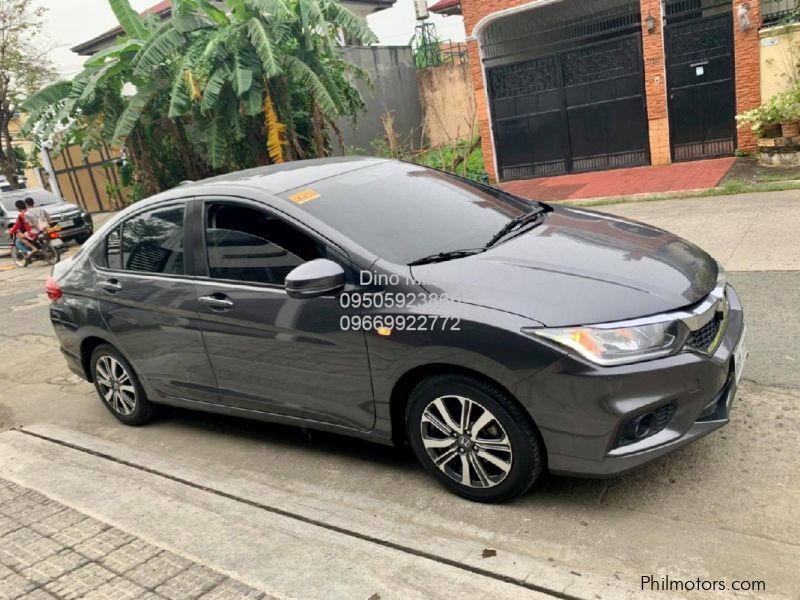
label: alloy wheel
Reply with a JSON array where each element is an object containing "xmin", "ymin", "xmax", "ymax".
[
  {"xmin": 420, "ymin": 395, "xmax": 513, "ymax": 489},
  {"xmin": 95, "ymin": 355, "xmax": 137, "ymax": 416}
]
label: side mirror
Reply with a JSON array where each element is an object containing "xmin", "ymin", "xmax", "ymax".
[{"xmin": 286, "ymin": 259, "xmax": 345, "ymax": 299}]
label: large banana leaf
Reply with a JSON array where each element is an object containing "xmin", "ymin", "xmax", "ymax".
[
  {"xmin": 112, "ymin": 83, "xmax": 160, "ymax": 144},
  {"xmin": 133, "ymin": 25, "xmax": 186, "ymax": 77},
  {"xmin": 200, "ymin": 68, "xmax": 230, "ymax": 113},
  {"xmin": 109, "ymin": 0, "xmax": 150, "ymax": 40},
  {"xmin": 285, "ymin": 56, "xmax": 336, "ymax": 117},
  {"xmin": 246, "ymin": 18, "xmax": 279, "ymax": 77},
  {"xmin": 320, "ymin": 0, "xmax": 377, "ymax": 45}
]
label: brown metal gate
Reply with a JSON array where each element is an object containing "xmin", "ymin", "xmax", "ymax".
[{"xmin": 47, "ymin": 144, "xmax": 124, "ymax": 213}]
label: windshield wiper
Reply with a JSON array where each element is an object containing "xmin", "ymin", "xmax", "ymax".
[
  {"xmin": 408, "ymin": 248, "xmax": 486, "ymax": 266},
  {"xmin": 485, "ymin": 207, "xmax": 547, "ymax": 248}
]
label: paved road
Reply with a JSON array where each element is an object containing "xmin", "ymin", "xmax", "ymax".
[{"xmin": 0, "ymin": 191, "xmax": 798, "ymax": 599}]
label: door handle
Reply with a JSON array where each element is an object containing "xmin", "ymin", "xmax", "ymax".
[
  {"xmin": 98, "ymin": 279, "xmax": 122, "ymax": 293},
  {"xmin": 198, "ymin": 294, "xmax": 234, "ymax": 311}
]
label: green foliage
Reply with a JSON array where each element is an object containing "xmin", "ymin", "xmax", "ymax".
[
  {"xmin": 22, "ymin": 0, "xmax": 377, "ymax": 194},
  {"xmin": 737, "ymin": 87, "xmax": 800, "ymax": 134},
  {"xmin": 370, "ymin": 136, "xmax": 486, "ymax": 182}
]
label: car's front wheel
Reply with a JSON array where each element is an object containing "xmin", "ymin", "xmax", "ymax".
[
  {"xmin": 406, "ymin": 375, "xmax": 544, "ymax": 503},
  {"xmin": 90, "ymin": 344, "xmax": 154, "ymax": 426}
]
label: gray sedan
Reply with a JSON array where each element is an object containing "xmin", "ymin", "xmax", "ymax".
[{"xmin": 46, "ymin": 157, "xmax": 746, "ymax": 503}]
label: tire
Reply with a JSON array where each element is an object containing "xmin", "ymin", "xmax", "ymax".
[
  {"xmin": 406, "ymin": 375, "xmax": 544, "ymax": 503},
  {"xmin": 42, "ymin": 241, "xmax": 59, "ymax": 265},
  {"xmin": 74, "ymin": 235, "xmax": 91, "ymax": 245},
  {"xmin": 90, "ymin": 344, "xmax": 155, "ymax": 426},
  {"xmin": 10, "ymin": 246, "xmax": 28, "ymax": 268}
]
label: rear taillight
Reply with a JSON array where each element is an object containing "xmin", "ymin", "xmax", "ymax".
[
  {"xmin": 45, "ymin": 276, "xmax": 63, "ymax": 301},
  {"xmin": 48, "ymin": 231, "xmax": 60, "ymax": 240}
]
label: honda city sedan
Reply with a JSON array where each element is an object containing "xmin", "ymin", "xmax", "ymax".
[{"xmin": 47, "ymin": 157, "xmax": 747, "ymax": 503}]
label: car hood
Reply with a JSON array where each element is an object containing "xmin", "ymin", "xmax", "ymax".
[{"xmin": 410, "ymin": 206, "xmax": 718, "ymax": 327}]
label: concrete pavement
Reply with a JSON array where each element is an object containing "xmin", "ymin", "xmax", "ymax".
[
  {"xmin": 599, "ymin": 190, "xmax": 800, "ymax": 272},
  {"xmin": 0, "ymin": 477, "xmax": 272, "ymax": 600},
  {"xmin": 0, "ymin": 191, "xmax": 799, "ymax": 599}
]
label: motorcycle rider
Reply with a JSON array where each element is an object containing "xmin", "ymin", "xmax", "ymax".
[
  {"xmin": 24, "ymin": 196, "xmax": 52, "ymax": 232},
  {"xmin": 6, "ymin": 199, "xmax": 36, "ymax": 257}
]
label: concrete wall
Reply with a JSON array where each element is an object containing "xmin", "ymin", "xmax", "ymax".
[
  {"xmin": 334, "ymin": 46, "xmax": 424, "ymax": 154},
  {"xmin": 416, "ymin": 63, "xmax": 477, "ymax": 147},
  {"xmin": 760, "ymin": 22, "xmax": 800, "ymax": 101}
]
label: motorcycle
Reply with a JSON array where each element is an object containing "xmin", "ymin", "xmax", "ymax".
[{"xmin": 9, "ymin": 225, "xmax": 62, "ymax": 267}]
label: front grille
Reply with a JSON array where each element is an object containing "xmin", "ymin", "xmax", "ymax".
[{"xmin": 686, "ymin": 317, "xmax": 721, "ymax": 351}]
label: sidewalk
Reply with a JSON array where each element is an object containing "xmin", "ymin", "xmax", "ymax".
[
  {"xmin": 0, "ymin": 478, "xmax": 272, "ymax": 600},
  {"xmin": 501, "ymin": 157, "xmax": 736, "ymax": 201}
]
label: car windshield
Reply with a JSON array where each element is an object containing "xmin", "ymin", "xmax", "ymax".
[
  {"xmin": 282, "ymin": 162, "xmax": 538, "ymax": 264},
  {"xmin": 0, "ymin": 190, "xmax": 63, "ymax": 212}
]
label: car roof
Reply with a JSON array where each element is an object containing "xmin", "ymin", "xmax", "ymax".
[
  {"xmin": 0, "ymin": 188, "xmax": 57, "ymax": 199},
  {"xmin": 174, "ymin": 156, "xmax": 392, "ymax": 197}
]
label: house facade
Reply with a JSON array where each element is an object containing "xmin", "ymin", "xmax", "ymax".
[{"xmin": 433, "ymin": 0, "xmax": 772, "ymax": 181}]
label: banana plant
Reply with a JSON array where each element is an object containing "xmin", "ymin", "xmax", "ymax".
[{"xmin": 22, "ymin": 0, "xmax": 378, "ymax": 187}]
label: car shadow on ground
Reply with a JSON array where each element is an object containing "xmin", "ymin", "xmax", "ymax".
[{"xmin": 148, "ymin": 404, "xmax": 613, "ymax": 500}]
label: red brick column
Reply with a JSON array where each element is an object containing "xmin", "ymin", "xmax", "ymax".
[
  {"xmin": 463, "ymin": 0, "xmax": 536, "ymax": 182},
  {"xmin": 733, "ymin": 0, "xmax": 762, "ymax": 152},
  {"xmin": 466, "ymin": 39, "xmax": 498, "ymax": 181},
  {"xmin": 640, "ymin": 0, "xmax": 671, "ymax": 165}
]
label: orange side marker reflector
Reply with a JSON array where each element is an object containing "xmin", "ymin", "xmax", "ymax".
[{"xmin": 376, "ymin": 327, "xmax": 392, "ymax": 337}]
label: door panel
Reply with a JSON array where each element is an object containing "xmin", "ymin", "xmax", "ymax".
[
  {"xmin": 194, "ymin": 200, "xmax": 375, "ymax": 432},
  {"xmin": 97, "ymin": 205, "xmax": 218, "ymax": 404},
  {"xmin": 195, "ymin": 283, "xmax": 375, "ymax": 430}
]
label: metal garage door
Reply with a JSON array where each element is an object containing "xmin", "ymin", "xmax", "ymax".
[
  {"xmin": 665, "ymin": 1, "xmax": 736, "ymax": 161},
  {"xmin": 488, "ymin": 33, "xmax": 649, "ymax": 180}
]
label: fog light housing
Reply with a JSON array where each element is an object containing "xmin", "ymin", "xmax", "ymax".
[{"xmin": 616, "ymin": 402, "xmax": 676, "ymax": 448}]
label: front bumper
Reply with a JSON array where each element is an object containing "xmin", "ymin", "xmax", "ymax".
[
  {"xmin": 519, "ymin": 285, "xmax": 745, "ymax": 477},
  {"xmin": 58, "ymin": 223, "xmax": 93, "ymax": 242}
]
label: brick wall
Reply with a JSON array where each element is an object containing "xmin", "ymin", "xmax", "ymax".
[
  {"xmin": 466, "ymin": 39, "xmax": 497, "ymax": 181},
  {"xmin": 733, "ymin": 0, "xmax": 762, "ymax": 152}
]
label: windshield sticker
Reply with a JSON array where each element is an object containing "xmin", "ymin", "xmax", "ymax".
[{"xmin": 288, "ymin": 189, "xmax": 320, "ymax": 204}]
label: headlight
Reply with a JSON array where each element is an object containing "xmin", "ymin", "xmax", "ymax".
[{"xmin": 525, "ymin": 321, "xmax": 683, "ymax": 366}]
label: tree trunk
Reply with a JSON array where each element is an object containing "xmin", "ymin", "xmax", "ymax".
[
  {"xmin": 171, "ymin": 118, "xmax": 203, "ymax": 181},
  {"xmin": 128, "ymin": 127, "xmax": 160, "ymax": 197},
  {"xmin": 276, "ymin": 79, "xmax": 305, "ymax": 161},
  {"xmin": 0, "ymin": 101, "xmax": 20, "ymax": 189},
  {"xmin": 311, "ymin": 101, "xmax": 326, "ymax": 158}
]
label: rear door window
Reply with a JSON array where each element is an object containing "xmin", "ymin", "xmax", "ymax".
[{"xmin": 102, "ymin": 205, "xmax": 186, "ymax": 274}]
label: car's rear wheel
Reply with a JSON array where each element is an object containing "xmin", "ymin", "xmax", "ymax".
[
  {"xmin": 406, "ymin": 375, "xmax": 544, "ymax": 503},
  {"xmin": 90, "ymin": 344, "xmax": 154, "ymax": 426}
]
